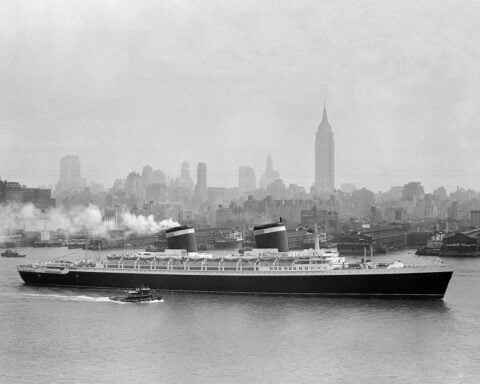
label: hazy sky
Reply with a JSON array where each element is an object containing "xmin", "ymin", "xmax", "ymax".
[{"xmin": 1, "ymin": 0, "xmax": 479, "ymax": 193}]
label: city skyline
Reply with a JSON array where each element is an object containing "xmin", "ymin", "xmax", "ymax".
[
  {"xmin": 2, "ymin": 1, "xmax": 480, "ymax": 193},
  {"xmin": 3, "ymin": 152, "xmax": 480, "ymax": 197}
]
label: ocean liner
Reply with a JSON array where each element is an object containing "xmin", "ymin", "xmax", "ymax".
[{"xmin": 17, "ymin": 223, "xmax": 453, "ymax": 299}]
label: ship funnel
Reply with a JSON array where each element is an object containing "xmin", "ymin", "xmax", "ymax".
[
  {"xmin": 253, "ymin": 222, "xmax": 289, "ymax": 252},
  {"xmin": 165, "ymin": 225, "xmax": 198, "ymax": 252}
]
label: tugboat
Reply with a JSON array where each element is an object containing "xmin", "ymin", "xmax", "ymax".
[
  {"xmin": 109, "ymin": 285, "xmax": 161, "ymax": 303},
  {"xmin": 1, "ymin": 249, "xmax": 26, "ymax": 258}
]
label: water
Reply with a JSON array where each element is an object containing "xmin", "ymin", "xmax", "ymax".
[{"xmin": 1, "ymin": 247, "xmax": 480, "ymax": 383}]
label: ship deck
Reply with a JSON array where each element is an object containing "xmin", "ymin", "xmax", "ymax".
[{"xmin": 18, "ymin": 263, "xmax": 452, "ymax": 276}]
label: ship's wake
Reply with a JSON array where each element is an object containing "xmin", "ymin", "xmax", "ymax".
[
  {"xmin": 20, "ymin": 293, "xmax": 164, "ymax": 304},
  {"xmin": 22, "ymin": 293, "xmax": 111, "ymax": 302}
]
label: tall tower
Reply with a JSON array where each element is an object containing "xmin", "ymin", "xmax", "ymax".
[
  {"xmin": 315, "ymin": 101, "xmax": 334, "ymax": 193},
  {"xmin": 259, "ymin": 153, "xmax": 280, "ymax": 189},
  {"xmin": 177, "ymin": 161, "xmax": 194, "ymax": 190},
  {"xmin": 195, "ymin": 162, "xmax": 207, "ymax": 202}
]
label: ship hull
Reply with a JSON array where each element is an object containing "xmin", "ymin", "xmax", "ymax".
[{"xmin": 18, "ymin": 269, "xmax": 453, "ymax": 299}]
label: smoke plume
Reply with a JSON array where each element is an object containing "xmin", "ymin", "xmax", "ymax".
[{"xmin": 0, "ymin": 203, "xmax": 179, "ymax": 237}]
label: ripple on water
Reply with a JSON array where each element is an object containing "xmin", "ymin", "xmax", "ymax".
[{"xmin": 1, "ymin": 248, "xmax": 480, "ymax": 383}]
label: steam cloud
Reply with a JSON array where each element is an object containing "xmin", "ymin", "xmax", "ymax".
[{"xmin": 0, "ymin": 203, "xmax": 180, "ymax": 237}]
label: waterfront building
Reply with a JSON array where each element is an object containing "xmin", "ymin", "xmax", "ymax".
[
  {"xmin": 360, "ymin": 227, "xmax": 407, "ymax": 248},
  {"xmin": 0, "ymin": 179, "xmax": 55, "ymax": 209},
  {"xmin": 407, "ymin": 231, "xmax": 433, "ymax": 246},
  {"xmin": 238, "ymin": 166, "xmax": 256, "ymax": 194},
  {"xmin": 471, "ymin": 210, "xmax": 480, "ymax": 228},
  {"xmin": 24, "ymin": 212, "xmax": 68, "ymax": 232},
  {"xmin": 315, "ymin": 101, "xmax": 334, "ymax": 193},
  {"xmin": 442, "ymin": 228, "xmax": 480, "ymax": 256},
  {"xmin": 300, "ymin": 205, "xmax": 339, "ymax": 233},
  {"xmin": 337, "ymin": 226, "xmax": 407, "ymax": 254},
  {"xmin": 195, "ymin": 226, "xmax": 234, "ymax": 250},
  {"xmin": 286, "ymin": 228, "xmax": 315, "ymax": 250},
  {"xmin": 130, "ymin": 202, "xmax": 181, "ymax": 222}
]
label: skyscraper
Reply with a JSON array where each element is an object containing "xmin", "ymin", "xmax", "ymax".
[
  {"xmin": 238, "ymin": 166, "xmax": 256, "ymax": 193},
  {"xmin": 259, "ymin": 153, "xmax": 280, "ymax": 189},
  {"xmin": 195, "ymin": 162, "xmax": 207, "ymax": 202},
  {"xmin": 176, "ymin": 161, "xmax": 194, "ymax": 190},
  {"xmin": 315, "ymin": 101, "xmax": 334, "ymax": 193},
  {"xmin": 55, "ymin": 155, "xmax": 86, "ymax": 196}
]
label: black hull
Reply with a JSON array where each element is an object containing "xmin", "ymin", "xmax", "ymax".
[
  {"xmin": 439, "ymin": 251, "xmax": 480, "ymax": 257},
  {"xmin": 18, "ymin": 269, "xmax": 453, "ymax": 299},
  {"xmin": 416, "ymin": 248, "xmax": 441, "ymax": 256}
]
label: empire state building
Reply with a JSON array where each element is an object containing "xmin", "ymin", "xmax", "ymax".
[{"xmin": 315, "ymin": 101, "xmax": 334, "ymax": 193}]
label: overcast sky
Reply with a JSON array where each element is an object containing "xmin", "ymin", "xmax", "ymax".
[{"xmin": 1, "ymin": 0, "xmax": 479, "ymax": 193}]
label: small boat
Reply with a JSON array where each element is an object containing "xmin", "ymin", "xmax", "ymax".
[
  {"xmin": 1, "ymin": 249, "xmax": 26, "ymax": 258},
  {"xmin": 33, "ymin": 240, "xmax": 64, "ymax": 248},
  {"xmin": 109, "ymin": 286, "xmax": 161, "ymax": 303},
  {"xmin": 214, "ymin": 231, "xmax": 243, "ymax": 249}
]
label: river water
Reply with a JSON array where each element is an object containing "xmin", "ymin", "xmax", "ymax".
[{"xmin": 1, "ymin": 247, "xmax": 479, "ymax": 383}]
